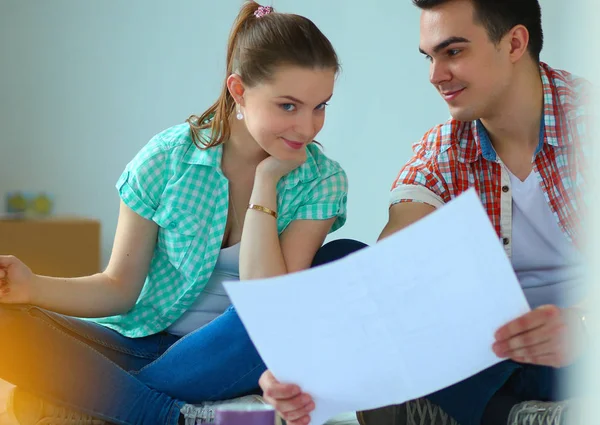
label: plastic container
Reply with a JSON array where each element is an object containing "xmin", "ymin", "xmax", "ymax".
[{"xmin": 214, "ymin": 403, "xmax": 276, "ymax": 425}]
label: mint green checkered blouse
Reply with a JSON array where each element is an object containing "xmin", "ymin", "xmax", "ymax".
[{"xmin": 90, "ymin": 123, "xmax": 348, "ymax": 337}]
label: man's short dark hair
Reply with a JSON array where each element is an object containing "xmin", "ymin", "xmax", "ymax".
[{"xmin": 413, "ymin": 0, "xmax": 543, "ymax": 61}]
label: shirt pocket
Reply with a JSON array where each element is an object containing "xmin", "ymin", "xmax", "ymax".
[{"xmin": 153, "ymin": 206, "xmax": 202, "ymax": 269}]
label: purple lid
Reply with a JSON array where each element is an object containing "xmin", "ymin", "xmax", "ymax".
[{"xmin": 214, "ymin": 403, "xmax": 276, "ymax": 425}]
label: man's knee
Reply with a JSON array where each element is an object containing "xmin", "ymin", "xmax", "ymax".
[{"xmin": 311, "ymin": 239, "xmax": 368, "ymax": 267}]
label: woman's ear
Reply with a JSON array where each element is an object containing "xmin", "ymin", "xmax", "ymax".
[{"xmin": 226, "ymin": 74, "xmax": 246, "ymax": 106}]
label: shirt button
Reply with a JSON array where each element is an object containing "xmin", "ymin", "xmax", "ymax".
[
  {"xmin": 503, "ymin": 237, "xmax": 510, "ymax": 246},
  {"xmin": 502, "ymin": 185, "xmax": 509, "ymax": 193}
]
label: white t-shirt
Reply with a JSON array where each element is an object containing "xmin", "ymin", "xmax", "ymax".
[
  {"xmin": 509, "ymin": 170, "xmax": 584, "ymax": 309},
  {"xmin": 167, "ymin": 243, "xmax": 240, "ymax": 336}
]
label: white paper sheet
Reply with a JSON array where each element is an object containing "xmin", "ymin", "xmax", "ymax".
[{"xmin": 224, "ymin": 189, "xmax": 530, "ymax": 425}]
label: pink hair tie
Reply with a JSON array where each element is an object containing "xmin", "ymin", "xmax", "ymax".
[{"xmin": 254, "ymin": 6, "xmax": 273, "ymax": 18}]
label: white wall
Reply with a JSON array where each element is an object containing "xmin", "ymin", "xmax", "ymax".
[{"xmin": 0, "ymin": 0, "xmax": 589, "ymax": 266}]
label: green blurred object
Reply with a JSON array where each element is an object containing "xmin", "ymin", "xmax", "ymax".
[{"xmin": 5, "ymin": 192, "xmax": 54, "ymax": 217}]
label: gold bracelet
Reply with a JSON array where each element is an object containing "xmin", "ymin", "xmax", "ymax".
[{"xmin": 248, "ymin": 203, "xmax": 278, "ymax": 219}]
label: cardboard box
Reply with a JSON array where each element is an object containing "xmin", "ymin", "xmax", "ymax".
[{"xmin": 0, "ymin": 217, "xmax": 100, "ymax": 277}]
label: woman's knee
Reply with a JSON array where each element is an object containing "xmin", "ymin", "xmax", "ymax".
[
  {"xmin": 0, "ymin": 305, "xmax": 42, "ymax": 377},
  {"xmin": 0, "ymin": 304, "xmax": 55, "ymax": 342},
  {"xmin": 0, "ymin": 304, "xmax": 32, "ymax": 331},
  {"xmin": 311, "ymin": 239, "xmax": 368, "ymax": 267}
]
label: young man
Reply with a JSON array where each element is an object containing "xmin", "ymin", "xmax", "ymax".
[{"xmin": 259, "ymin": 1, "xmax": 591, "ymax": 424}]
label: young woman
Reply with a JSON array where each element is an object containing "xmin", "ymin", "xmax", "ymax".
[{"xmin": 0, "ymin": 2, "xmax": 364, "ymax": 424}]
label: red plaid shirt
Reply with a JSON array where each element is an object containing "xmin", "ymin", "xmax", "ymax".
[{"xmin": 391, "ymin": 63, "xmax": 591, "ymax": 255}]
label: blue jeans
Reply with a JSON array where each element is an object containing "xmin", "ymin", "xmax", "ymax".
[{"xmin": 0, "ymin": 239, "xmax": 367, "ymax": 425}]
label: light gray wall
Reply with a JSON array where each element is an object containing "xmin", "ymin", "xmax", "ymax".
[{"xmin": 0, "ymin": 0, "xmax": 587, "ymax": 266}]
